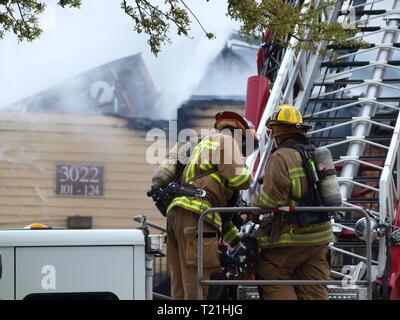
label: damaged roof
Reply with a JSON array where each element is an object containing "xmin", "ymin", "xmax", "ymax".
[{"xmin": 6, "ymin": 53, "xmax": 158, "ymax": 119}]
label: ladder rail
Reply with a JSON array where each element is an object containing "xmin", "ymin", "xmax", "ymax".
[
  {"xmin": 304, "ymin": 0, "xmax": 400, "ymax": 202},
  {"xmin": 307, "ymin": 0, "xmax": 400, "ymax": 277},
  {"xmin": 246, "ymin": 0, "xmax": 343, "ymax": 196},
  {"xmin": 378, "ymin": 110, "xmax": 400, "ymax": 275},
  {"xmin": 244, "ymin": 0, "xmax": 400, "ymax": 299}
]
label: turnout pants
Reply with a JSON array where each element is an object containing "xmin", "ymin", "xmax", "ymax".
[
  {"xmin": 167, "ymin": 206, "xmax": 221, "ymax": 300},
  {"xmin": 256, "ymin": 244, "xmax": 331, "ymax": 300}
]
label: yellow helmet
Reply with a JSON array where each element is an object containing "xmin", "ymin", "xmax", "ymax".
[
  {"xmin": 24, "ymin": 223, "xmax": 51, "ymax": 229},
  {"xmin": 266, "ymin": 104, "xmax": 313, "ymax": 131}
]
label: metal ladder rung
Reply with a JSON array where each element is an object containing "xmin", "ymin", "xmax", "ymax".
[
  {"xmin": 308, "ymin": 119, "xmax": 394, "ymax": 134},
  {"xmin": 334, "ymin": 158, "xmax": 384, "ymax": 171},
  {"xmin": 321, "ymin": 60, "xmax": 400, "ymax": 68},
  {"xmin": 339, "ymin": 9, "xmax": 387, "ymax": 15},
  {"xmin": 357, "ymin": 26, "xmax": 400, "ymax": 32},
  {"xmin": 310, "ymin": 81, "xmax": 400, "ymax": 101},
  {"xmin": 316, "ymin": 62, "xmax": 400, "ymax": 82},
  {"xmin": 339, "ymin": 176, "xmax": 381, "ymax": 181},
  {"xmin": 340, "ymin": 201, "xmax": 380, "ymax": 217},
  {"xmin": 338, "ymin": 180, "xmax": 379, "ymax": 192},
  {"xmin": 329, "ymin": 245, "xmax": 379, "ymax": 264},
  {"xmin": 333, "ymin": 241, "xmax": 379, "ymax": 248},
  {"xmin": 327, "ymin": 43, "xmax": 400, "ymax": 50},
  {"xmin": 305, "ymin": 100, "xmax": 400, "ymax": 118},
  {"xmin": 314, "ymin": 78, "xmax": 400, "ymax": 86},
  {"xmin": 346, "ymin": 198, "xmax": 379, "ymax": 203},
  {"xmin": 308, "ymin": 96, "xmax": 400, "ymax": 103},
  {"xmin": 315, "ymin": 138, "xmax": 389, "ymax": 151},
  {"xmin": 308, "ymin": 135, "xmax": 391, "ymax": 141},
  {"xmin": 333, "ymin": 156, "xmax": 386, "ymax": 161},
  {"xmin": 304, "ymin": 116, "xmax": 396, "ymax": 122}
]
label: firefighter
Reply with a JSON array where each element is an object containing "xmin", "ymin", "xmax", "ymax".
[
  {"xmin": 166, "ymin": 111, "xmax": 258, "ymax": 300},
  {"xmin": 252, "ymin": 104, "xmax": 333, "ymax": 300}
]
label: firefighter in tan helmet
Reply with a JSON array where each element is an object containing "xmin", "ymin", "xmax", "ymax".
[
  {"xmin": 252, "ymin": 104, "xmax": 333, "ymax": 300},
  {"xmin": 166, "ymin": 111, "xmax": 258, "ymax": 300}
]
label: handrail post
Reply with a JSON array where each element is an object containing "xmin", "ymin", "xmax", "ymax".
[{"xmin": 197, "ymin": 209, "xmax": 206, "ymax": 300}]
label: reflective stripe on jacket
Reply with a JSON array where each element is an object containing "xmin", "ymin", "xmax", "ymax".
[
  {"xmin": 253, "ymin": 145, "xmax": 333, "ymax": 248},
  {"xmin": 167, "ymin": 132, "xmax": 252, "ymax": 247},
  {"xmin": 257, "ymin": 221, "xmax": 333, "ymax": 247}
]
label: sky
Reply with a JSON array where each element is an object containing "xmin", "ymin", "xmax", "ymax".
[{"xmin": 0, "ymin": 0, "xmax": 247, "ymax": 119}]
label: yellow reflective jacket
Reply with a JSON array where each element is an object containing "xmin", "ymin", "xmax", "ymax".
[
  {"xmin": 253, "ymin": 144, "xmax": 333, "ymax": 248},
  {"xmin": 167, "ymin": 132, "xmax": 252, "ymax": 246}
]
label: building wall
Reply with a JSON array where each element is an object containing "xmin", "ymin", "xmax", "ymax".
[
  {"xmin": 0, "ymin": 100, "xmax": 245, "ymax": 231},
  {"xmin": 0, "ymin": 111, "xmax": 165, "ymax": 230},
  {"xmin": 178, "ymin": 99, "xmax": 245, "ymax": 136},
  {"xmin": 0, "ymin": 102, "xmax": 245, "ymax": 289}
]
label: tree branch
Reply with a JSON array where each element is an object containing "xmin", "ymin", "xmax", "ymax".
[
  {"xmin": 179, "ymin": 0, "xmax": 214, "ymax": 38},
  {"xmin": 16, "ymin": 1, "xmax": 30, "ymax": 35}
]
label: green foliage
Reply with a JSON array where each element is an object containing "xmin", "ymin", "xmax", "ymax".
[
  {"xmin": 121, "ymin": 0, "xmax": 199, "ymax": 56},
  {"xmin": 227, "ymin": 0, "xmax": 367, "ymax": 55},
  {"xmin": 121, "ymin": 0, "xmax": 216, "ymax": 55},
  {"xmin": 0, "ymin": 0, "xmax": 80, "ymax": 42},
  {"xmin": 0, "ymin": 0, "xmax": 366, "ymax": 56},
  {"xmin": 57, "ymin": 0, "xmax": 81, "ymax": 8}
]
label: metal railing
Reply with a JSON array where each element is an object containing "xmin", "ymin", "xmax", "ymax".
[
  {"xmin": 133, "ymin": 215, "xmax": 167, "ymax": 233},
  {"xmin": 197, "ymin": 206, "xmax": 373, "ymax": 300}
]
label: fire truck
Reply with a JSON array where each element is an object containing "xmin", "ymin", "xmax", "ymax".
[
  {"xmin": 0, "ymin": 217, "xmax": 165, "ymax": 300},
  {"xmin": 237, "ymin": 0, "xmax": 400, "ymax": 300}
]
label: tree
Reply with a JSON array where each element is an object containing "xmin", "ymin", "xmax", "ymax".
[{"xmin": 0, "ymin": 0, "xmax": 363, "ymax": 56}]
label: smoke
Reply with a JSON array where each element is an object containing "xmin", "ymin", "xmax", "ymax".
[
  {"xmin": 193, "ymin": 46, "xmax": 257, "ymax": 97},
  {"xmin": 0, "ymin": 0, "xmax": 239, "ymax": 120}
]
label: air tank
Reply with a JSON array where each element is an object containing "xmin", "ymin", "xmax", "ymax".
[
  {"xmin": 314, "ymin": 147, "xmax": 343, "ymax": 206},
  {"xmin": 151, "ymin": 141, "xmax": 192, "ymax": 187}
]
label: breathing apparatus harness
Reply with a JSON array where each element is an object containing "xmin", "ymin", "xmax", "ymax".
[
  {"xmin": 276, "ymin": 135, "xmax": 331, "ymax": 227},
  {"xmin": 147, "ymin": 162, "xmax": 215, "ymax": 217}
]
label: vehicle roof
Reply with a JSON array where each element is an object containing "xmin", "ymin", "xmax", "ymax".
[{"xmin": 0, "ymin": 229, "xmax": 145, "ymax": 247}]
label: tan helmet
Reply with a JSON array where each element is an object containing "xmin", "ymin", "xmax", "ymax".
[{"xmin": 266, "ymin": 104, "xmax": 313, "ymax": 138}]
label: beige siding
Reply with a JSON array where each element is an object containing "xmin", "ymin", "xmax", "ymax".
[
  {"xmin": 181, "ymin": 104, "xmax": 245, "ymax": 137},
  {"xmin": 0, "ymin": 112, "xmax": 166, "ymax": 230}
]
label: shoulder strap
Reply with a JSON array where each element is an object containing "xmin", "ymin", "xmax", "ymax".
[
  {"xmin": 186, "ymin": 167, "xmax": 217, "ymax": 183},
  {"xmin": 279, "ymin": 142, "xmax": 322, "ymax": 206}
]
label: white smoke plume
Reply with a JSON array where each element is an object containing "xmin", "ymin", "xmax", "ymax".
[{"xmin": 0, "ymin": 0, "xmax": 239, "ymax": 120}]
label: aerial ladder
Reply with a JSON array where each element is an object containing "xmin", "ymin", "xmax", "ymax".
[{"xmin": 243, "ymin": 0, "xmax": 400, "ymax": 300}]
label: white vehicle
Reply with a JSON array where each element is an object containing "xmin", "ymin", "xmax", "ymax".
[{"xmin": 0, "ymin": 216, "xmax": 164, "ymax": 300}]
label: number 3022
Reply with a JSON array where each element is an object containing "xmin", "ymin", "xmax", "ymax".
[{"xmin": 58, "ymin": 165, "xmax": 100, "ymax": 183}]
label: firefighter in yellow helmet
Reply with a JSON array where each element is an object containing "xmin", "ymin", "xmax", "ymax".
[
  {"xmin": 252, "ymin": 104, "xmax": 333, "ymax": 300},
  {"xmin": 166, "ymin": 111, "xmax": 257, "ymax": 300}
]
